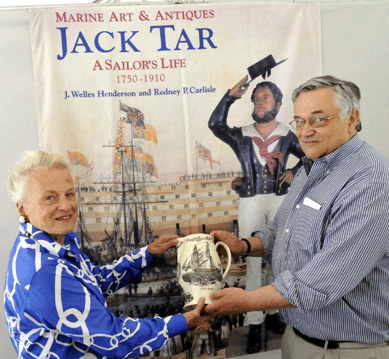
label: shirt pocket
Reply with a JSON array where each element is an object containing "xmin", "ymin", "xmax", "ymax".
[{"xmin": 289, "ymin": 202, "xmax": 327, "ymax": 259}]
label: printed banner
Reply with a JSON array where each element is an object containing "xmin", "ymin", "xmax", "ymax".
[
  {"xmin": 30, "ymin": 3, "xmax": 321, "ymax": 186},
  {"xmin": 29, "ymin": 3, "xmax": 321, "ymax": 353}
]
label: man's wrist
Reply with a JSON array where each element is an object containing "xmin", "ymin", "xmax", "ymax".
[{"xmin": 241, "ymin": 238, "xmax": 251, "ymax": 256}]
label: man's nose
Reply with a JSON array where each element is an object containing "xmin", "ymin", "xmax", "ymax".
[{"xmin": 299, "ymin": 120, "xmax": 315, "ymax": 136}]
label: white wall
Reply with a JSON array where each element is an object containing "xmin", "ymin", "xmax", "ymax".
[
  {"xmin": 0, "ymin": 9, "xmax": 39, "ymax": 358},
  {"xmin": 321, "ymin": 2, "xmax": 389, "ymax": 155},
  {"xmin": 1, "ymin": 3, "xmax": 389, "ymax": 357}
]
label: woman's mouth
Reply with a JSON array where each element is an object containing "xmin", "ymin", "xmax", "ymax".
[{"xmin": 56, "ymin": 215, "xmax": 72, "ymax": 220}]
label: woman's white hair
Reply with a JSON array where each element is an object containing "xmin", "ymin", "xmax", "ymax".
[{"xmin": 6, "ymin": 150, "xmax": 72, "ymax": 203}]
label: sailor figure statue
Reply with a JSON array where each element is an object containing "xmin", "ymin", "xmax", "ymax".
[{"xmin": 176, "ymin": 234, "xmax": 232, "ymax": 310}]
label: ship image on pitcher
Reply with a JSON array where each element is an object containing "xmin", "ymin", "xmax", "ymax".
[
  {"xmin": 181, "ymin": 243, "xmax": 223, "ymax": 287},
  {"xmin": 176, "ymin": 234, "xmax": 232, "ymax": 310}
]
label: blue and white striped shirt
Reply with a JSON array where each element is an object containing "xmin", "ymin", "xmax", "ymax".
[
  {"xmin": 255, "ymin": 134, "xmax": 389, "ymax": 343},
  {"xmin": 4, "ymin": 223, "xmax": 187, "ymax": 358}
]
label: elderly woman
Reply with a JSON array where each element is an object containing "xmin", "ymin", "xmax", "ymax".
[{"xmin": 4, "ymin": 150, "xmax": 210, "ymax": 359}]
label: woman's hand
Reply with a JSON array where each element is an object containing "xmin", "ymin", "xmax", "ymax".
[
  {"xmin": 183, "ymin": 297, "xmax": 214, "ymax": 328},
  {"xmin": 148, "ymin": 234, "xmax": 179, "ymax": 258}
]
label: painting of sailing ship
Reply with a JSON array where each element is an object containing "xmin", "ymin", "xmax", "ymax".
[
  {"xmin": 180, "ymin": 242, "xmax": 223, "ymax": 287},
  {"xmin": 66, "ymin": 101, "xmax": 247, "ymax": 359},
  {"xmin": 70, "ymin": 101, "xmax": 243, "ymax": 269}
]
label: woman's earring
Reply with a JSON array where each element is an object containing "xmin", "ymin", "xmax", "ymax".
[{"xmin": 19, "ymin": 215, "xmax": 26, "ymax": 223}]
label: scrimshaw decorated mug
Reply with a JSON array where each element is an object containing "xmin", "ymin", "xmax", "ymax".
[{"xmin": 176, "ymin": 233, "xmax": 232, "ymax": 310}]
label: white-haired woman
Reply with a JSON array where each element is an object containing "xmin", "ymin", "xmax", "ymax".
[{"xmin": 4, "ymin": 150, "xmax": 210, "ymax": 359}]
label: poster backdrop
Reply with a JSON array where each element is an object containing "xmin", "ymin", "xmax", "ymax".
[
  {"xmin": 30, "ymin": 3, "xmax": 321, "ymax": 182},
  {"xmin": 30, "ymin": 2, "xmax": 321, "ymax": 357}
]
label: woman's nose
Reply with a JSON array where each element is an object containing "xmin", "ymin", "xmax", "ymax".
[{"xmin": 58, "ymin": 197, "xmax": 72, "ymax": 211}]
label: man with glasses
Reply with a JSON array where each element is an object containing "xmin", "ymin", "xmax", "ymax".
[
  {"xmin": 205, "ymin": 75, "xmax": 389, "ymax": 359},
  {"xmin": 208, "ymin": 75, "xmax": 304, "ymax": 353}
]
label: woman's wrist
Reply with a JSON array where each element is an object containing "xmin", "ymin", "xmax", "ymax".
[{"xmin": 147, "ymin": 246, "xmax": 159, "ymax": 260}]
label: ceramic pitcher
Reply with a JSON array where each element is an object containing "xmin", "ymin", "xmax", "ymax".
[{"xmin": 176, "ymin": 233, "xmax": 232, "ymax": 310}]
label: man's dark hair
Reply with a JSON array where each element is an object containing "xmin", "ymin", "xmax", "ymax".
[{"xmin": 251, "ymin": 81, "xmax": 283, "ymax": 104}]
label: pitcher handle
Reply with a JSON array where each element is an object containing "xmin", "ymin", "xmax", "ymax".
[{"xmin": 215, "ymin": 241, "xmax": 232, "ymax": 280}]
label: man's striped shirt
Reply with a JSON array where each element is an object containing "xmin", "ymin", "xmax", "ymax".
[{"xmin": 255, "ymin": 134, "xmax": 389, "ymax": 343}]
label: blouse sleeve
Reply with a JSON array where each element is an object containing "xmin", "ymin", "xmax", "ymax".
[
  {"xmin": 74, "ymin": 240, "xmax": 155, "ymax": 296},
  {"xmin": 24, "ymin": 261, "xmax": 187, "ymax": 358}
]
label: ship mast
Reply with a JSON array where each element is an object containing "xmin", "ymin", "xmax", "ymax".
[
  {"xmin": 98, "ymin": 144, "xmax": 141, "ymax": 247},
  {"xmin": 77, "ymin": 102, "xmax": 166, "ymax": 250},
  {"xmin": 97, "ymin": 104, "xmax": 165, "ymax": 248}
]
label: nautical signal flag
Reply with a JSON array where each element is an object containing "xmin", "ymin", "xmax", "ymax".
[
  {"xmin": 68, "ymin": 151, "xmax": 89, "ymax": 168},
  {"xmin": 118, "ymin": 102, "xmax": 158, "ymax": 177},
  {"xmin": 120, "ymin": 102, "xmax": 157, "ymax": 144},
  {"xmin": 196, "ymin": 142, "xmax": 220, "ymax": 170},
  {"xmin": 132, "ymin": 124, "xmax": 158, "ymax": 144},
  {"xmin": 142, "ymin": 161, "xmax": 159, "ymax": 178},
  {"xmin": 197, "ymin": 142, "xmax": 207, "ymax": 160},
  {"xmin": 133, "ymin": 126, "xmax": 146, "ymax": 141},
  {"xmin": 125, "ymin": 147, "xmax": 158, "ymax": 178},
  {"xmin": 120, "ymin": 103, "xmax": 145, "ymax": 129},
  {"xmin": 145, "ymin": 124, "xmax": 157, "ymax": 144}
]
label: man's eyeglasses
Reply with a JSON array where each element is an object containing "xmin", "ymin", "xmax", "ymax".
[{"xmin": 289, "ymin": 114, "xmax": 338, "ymax": 130}]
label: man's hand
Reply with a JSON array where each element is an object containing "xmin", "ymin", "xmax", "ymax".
[
  {"xmin": 229, "ymin": 75, "xmax": 250, "ymax": 98},
  {"xmin": 204, "ymin": 288, "xmax": 253, "ymax": 316},
  {"xmin": 148, "ymin": 234, "xmax": 179, "ymax": 258},
  {"xmin": 210, "ymin": 230, "xmax": 246, "ymax": 257},
  {"xmin": 204, "ymin": 286, "xmax": 293, "ymax": 317},
  {"xmin": 183, "ymin": 297, "xmax": 214, "ymax": 328},
  {"xmin": 279, "ymin": 170, "xmax": 294, "ymax": 185}
]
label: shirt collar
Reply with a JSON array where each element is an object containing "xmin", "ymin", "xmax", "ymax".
[
  {"xmin": 303, "ymin": 157, "xmax": 314, "ymax": 176},
  {"xmin": 19, "ymin": 222, "xmax": 68, "ymax": 258},
  {"xmin": 304, "ymin": 134, "xmax": 363, "ymax": 175}
]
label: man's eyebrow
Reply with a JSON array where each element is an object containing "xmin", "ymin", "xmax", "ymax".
[{"xmin": 294, "ymin": 110, "xmax": 325, "ymax": 119}]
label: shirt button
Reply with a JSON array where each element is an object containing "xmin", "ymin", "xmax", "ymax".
[
  {"xmin": 296, "ymin": 204, "xmax": 300, "ymax": 209},
  {"xmin": 285, "ymin": 229, "xmax": 290, "ymax": 233}
]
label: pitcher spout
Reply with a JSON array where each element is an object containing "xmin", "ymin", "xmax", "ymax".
[{"xmin": 176, "ymin": 236, "xmax": 185, "ymax": 248}]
